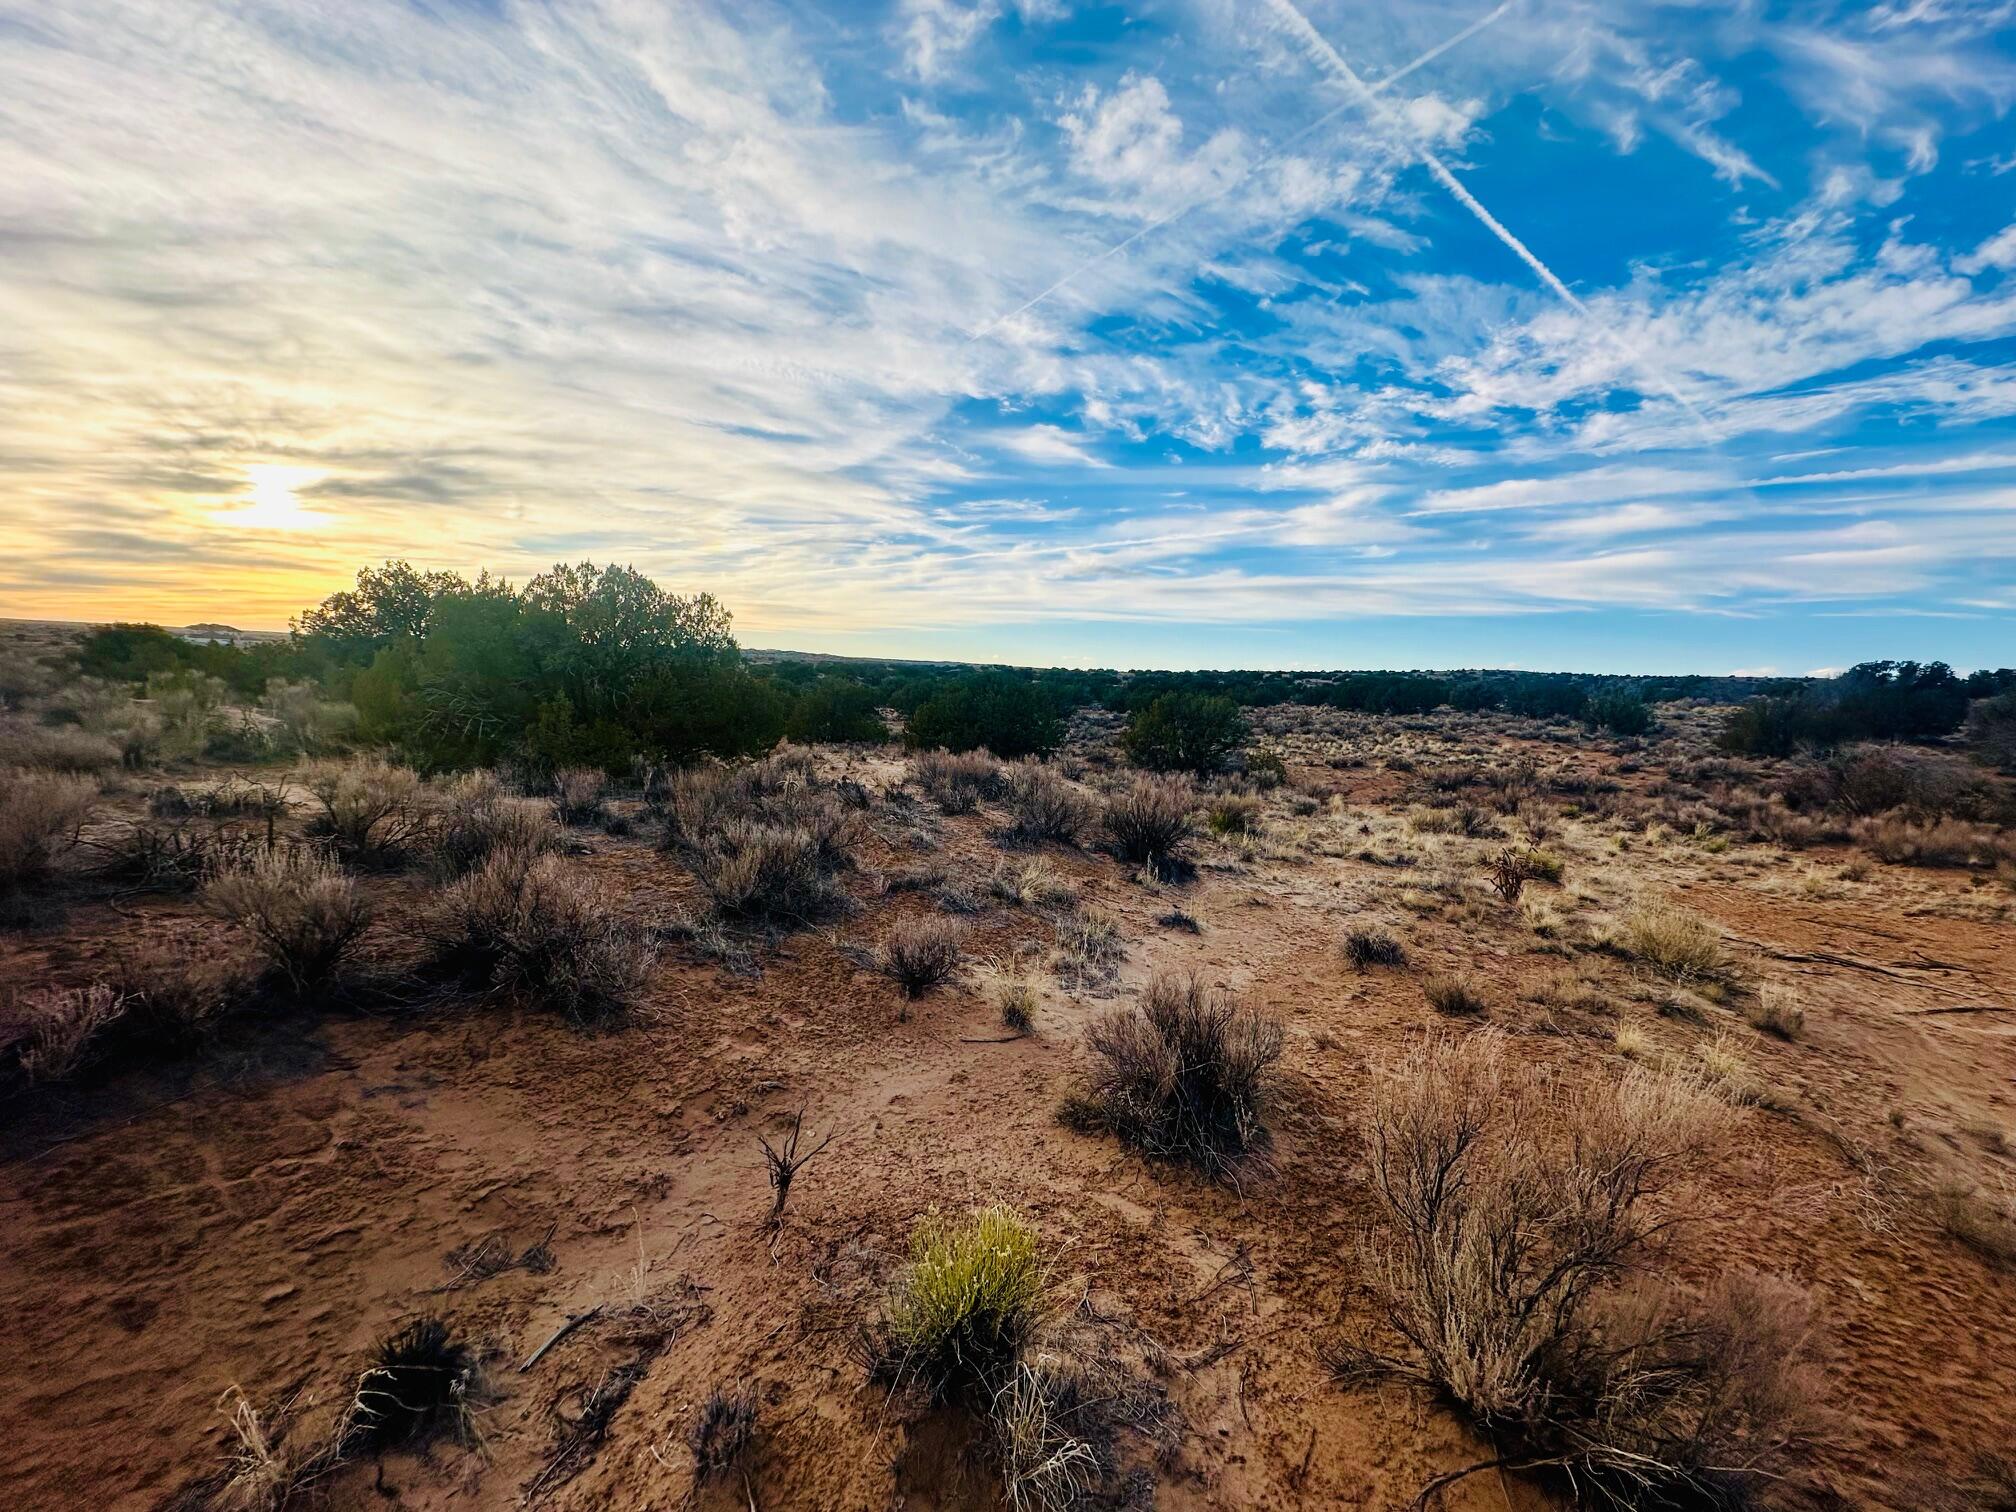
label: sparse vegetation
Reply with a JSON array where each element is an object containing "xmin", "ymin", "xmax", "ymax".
[
  {"xmin": 15, "ymin": 983, "xmax": 126, "ymax": 1081},
  {"xmin": 1064, "ymin": 970, "xmax": 1283, "ymax": 1175},
  {"xmin": 1003, "ymin": 760, "xmax": 1095, "ymax": 844},
  {"xmin": 298, "ymin": 757, "xmax": 429, "ymax": 866},
  {"xmin": 1614, "ymin": 903, "xmax": 1731, "ymax": 985},
  {"xmin": 914, "ymin": 749, "xmax": 1004, "ymax": 814},
  {"xmin": 1102, "ymin": 775, "xmax": 1193, "ymax": 866},
  {"xmin": 550, "ymin": 766, "xmax": 608, "ymax": 826},
  {"xmin": 0, "ymin": 767, "xmax": 96, "ymax": 913},
  {"xmin": 432, "ymin": 846, "xmax": 655, "ymax": 1017},
  {"xmin": 203, "ymin": 848, "xmax": 372, "ymax": 993},
  {"xmin": 1344, "ymin": 926, "xmax": 1406, "ymax": 969},
  {"xmin": 1337, "ymin": 1033, "xmax": 1821, "ymax": 1507},
  {"xmin": 1422, "ymin": 971, "xmax": 1487, "ymax": 1016},
  {"xmin": 688, "ymin": 1384, "xmax": 758, "ymax": 1483},
  {"xmin": 876, "ymin": 916, "xmax": 965, "ymax": 997}
]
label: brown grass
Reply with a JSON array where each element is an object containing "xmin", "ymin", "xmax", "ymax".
[{"xmin": 1102, "ymin": 775, "xmax": 1193, "ymax": 865}]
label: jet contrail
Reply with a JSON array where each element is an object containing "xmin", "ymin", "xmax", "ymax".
[
  {"xmin": 967, "ymin": 0, "xmax": 1521, "ymax": 341},
  {"xmin": 1258, "ymin": 0, "xmax": 1717, "ymax": 437}
]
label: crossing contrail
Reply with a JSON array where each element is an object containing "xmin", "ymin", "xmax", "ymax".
[
  {"xmin": 1258, "ymin": 0, "xmax": 1718, "ymax": 437},
  {"xmin": 966, "ymin": 0, "xmax": 1521, "ymax": 341}
]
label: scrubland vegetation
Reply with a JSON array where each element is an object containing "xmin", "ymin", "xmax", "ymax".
[{"xmin": 2, "ymin": 569, "xmax": 2014, "ymax": 1510}]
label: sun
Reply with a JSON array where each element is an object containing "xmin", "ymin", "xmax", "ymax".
[{"xmin": 212, "ymin": 464, "xmax": 327, "ymax": 530}]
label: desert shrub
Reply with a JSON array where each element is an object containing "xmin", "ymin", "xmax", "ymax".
[
  {"xmin": 906, "ymin": 672, "xmax": 1063, "ymax": 759},
  {"xmin": 346, "ymin": 1318, "xmax": 482, "ymax": 1451},
  {"xmin": 684, "ymin": 820, "xmax": 849, "ymax": 925},
  {"xmin": 1930, "ymin": 1179, "xmax": 2016, "ymax": 1268},
  {"xmin": 1205, "ymin": 794, "xmax": 1262, "ymax": 836},
  {"xmin": 689, "ymin": 1384, "xmax": 758, "ymax": 1482},
  {"xmin": 1344, "ymin": 926, "xmax": 1406, "ymax": 969},
  {"xmin": 1409, "ymin": 801, "xmax": 1498, "ymax": 838},
  {"xmin": 883, "ymin": 1206, "xmax": 1046, "ymax": 1400},
  {"xmin": 1614, "ymin": 904, "xmax": 1731, "ymax": 985},
  {"xmin": 1484, "ymin": 846, "xmax": 1540, "ymax": 903},
  {"xmin": 299, "ymin": 757, "xmax": 429, "ymax": 865},
  {"xmin": 1338, "ymin": 1034, "xmax": 1817, "ymax": 1506},
  {"xmin": 261, "ymin": 679, "xmax": 353, "ymax": 755},
  {"xmin": 0, "ymin": 768, "xmax": 97, "ymax": 902},
  {"xmin": 0, "ymin": 717, "xmax": 122, "ymax": 772},
  {"xmin": 152, "ymin": 777, "xmax": 289, "ymax": 821},
  {"xmin": 91, "ymin": 820, "xmax": 265, "ymax": 894},
  {"xmin": 1967, "ymin": 691, "xmax": 2016, "ymax": 774},
  {"xmin": 1242, "ymin": 748, "xmax": 1287, "ymax": 789},
  {"xmin": 1422, "ymin": 971, "xmax": 1488, "ymax": 1016},
  {"xmin": 1855, "ymin": 815, "xmax": 2009, "ymax": 868},
  {"xmin": 1584, "ymin": 691, "xmax": 1654, "ymax": 736},
  {"xmin": 433, "ymin": 847, "xmax": 655, "ymax": 1017},
  {"xmin": 1003, "ymin": 761, "xmax": 1095, "ymax": 844},
  {"xmin": 1121, "ymin": 693, "xmax": 1246, "ymax": 776},
  {"xmin": 1832, "ymin": 745, "xmax": 1989, "ymax": 820},
  {"xmin": 1067, "ymin": 971, "xmax": 1283, "ymax": 1174},
  {"xmin": 1102, "ymin": 775, "xmax": 1193, "ymax": 865},
  {"xmin": 15, "ymin": 984, "xmax": 127, "ymax": 1081},
  {"xmin": 204, "ymin": 848, "xmax": 372, "ymax": 993},
  {"xmin": 110, "ymin": 937, "xmax": 252, "ymax": 1045},
  {"xmin": 550, "ymin": 766, "xmax": 608, "ymax": 827},
  {"xmin": 429, "ymin": 771, "xmax": 558, "ymax": 877},
  {"xmin": 915, "ymin": 749, "xmax": 1003, "ymax": 814},
  {"xmin": 876, "ymin": 917, "xmax": 965, "ymax": 998}
]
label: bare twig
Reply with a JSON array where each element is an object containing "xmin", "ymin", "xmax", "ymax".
[{"xmin": 758, "ymin": 1107, "xmax": 835, "ymax": 1222}]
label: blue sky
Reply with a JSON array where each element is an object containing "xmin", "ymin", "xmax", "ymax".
[{"xmin": 2, "ymin": 0, "xmax": 2014, "ymax": 672}]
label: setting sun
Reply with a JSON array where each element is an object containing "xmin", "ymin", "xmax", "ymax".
[{"xmin": 211, "ymin": 464, "xmax": 326, "ymax": 531}]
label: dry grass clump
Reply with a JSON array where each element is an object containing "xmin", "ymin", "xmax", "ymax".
[
  {"xmin": 347, "ymin": 1317, "xmax": 485, "ymax": 1452},
  {"xmin": 1204, "ymin": 794, "xmax": 1262, "ymax": 836},
  {"xmin": 1746, "ymin": 985, "xmax": 1805, "ymax": 1041},
  {"xmin": 1338, "ymin": 1033, "xmax": 1821, "ymax": 1507},
  {"xmin": 1856, "ymin": 815, "xmax": 2010, "ymax": 869},
  {"xmin": 1930, "ymin": 1178, "xmax": 2016, "ymax": 1268},
  {"xmin": 1052, "ymin": 907, "xmax": 1124, "ymax": 984},
  {"xmin": 429, "ymin": 771, "xmax": 558, "ymax": 878},
  {"xmin": 988, "ymin": 856, "xmax": 1078, "ymax": 909},
  {"xmin": 688, "ymin": 1384, "xmax": 758, "ymax": 1483},
  {"xmin": 433, "ymin": 847, "xmax": 655, "ymax": 1018},
  {"xmin": 1102, "ymin": 775, "xmax": 1193, "ymax": 866},
  {"xmin": 15, "ymin": 983, "xmax": 126, "ymax": 1082},
  {"xmin": 550, "ymin": 767, "xmax": 608, "ymax": 827},
  {"xmin": 1422, "ymin": 971, "xmax": 1488, "ymax": 1017},
  {"xmin": 1063, "ymin": 970, "xmax": 1283, "ymax": 1175},
  {"xmin": 299, "ymin": 758, "xmax": 429, "ymax": 866},
  {"xmin": 915, "ymin": 749, "xmax": 1005, "ymax": 814},
  {"xmin": 1614, "ymin": 903, "xmax": 1732, "ymax": 986},
  {"xmin": 994, "ymin": 971, "xmax": 1039, "ymax": 1034},
  {"xmin": 1409, "ymin": 802, "xmax": 1498, "ymax": 838},
  {"xmin": 876, "ymin": 916, "xmax": 966, "ymax": 998},
  {"xmin": 881, "ymin": 1206, "xmax": 1047, "ymax": 1401},
  {"xmin": 1344, "ymin": 926, "xmax": 1406, "ymax": 969},
  {"xmin": 1003, "ymin": 761, "xmax": 1095, "ymax": 844},
  {"xmin": 204, "ymin": 849, "xmax": 372, "ymax": 994},
  {"xmin": 0, "ymin": 716, "xmax": 121, "ymax": 773},
  {"xmin": 0, "ymin": 767, "xmax": 96, "ymax": 901}
]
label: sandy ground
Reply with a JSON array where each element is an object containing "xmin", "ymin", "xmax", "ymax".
[{"xmin": 2, "ymin": 729, "xmax": 2013, "ymax": 1511}]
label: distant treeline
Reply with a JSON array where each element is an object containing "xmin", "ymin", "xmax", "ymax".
[{"xmin": 60, "ymin": 560, "xmax": 2016, "ymax": 772}]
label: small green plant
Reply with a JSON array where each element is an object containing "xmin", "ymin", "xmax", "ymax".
[{"xmin": 884, "ymin": 1206, "xmax": 1047, "ymax": 1400}]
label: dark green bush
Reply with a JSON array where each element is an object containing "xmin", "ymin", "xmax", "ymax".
[
  {"xmin": 906, "ymin": 672, "xmax": 1062, "ymax": 759},
  {"xmin": 1121, "ymin": 693, "xmax": 1246, "ymax": 775}
]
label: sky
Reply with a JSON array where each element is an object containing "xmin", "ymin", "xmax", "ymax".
[{"xmin": 2, "ymin": 0, "xmax": 2014, "ymax": 674}]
